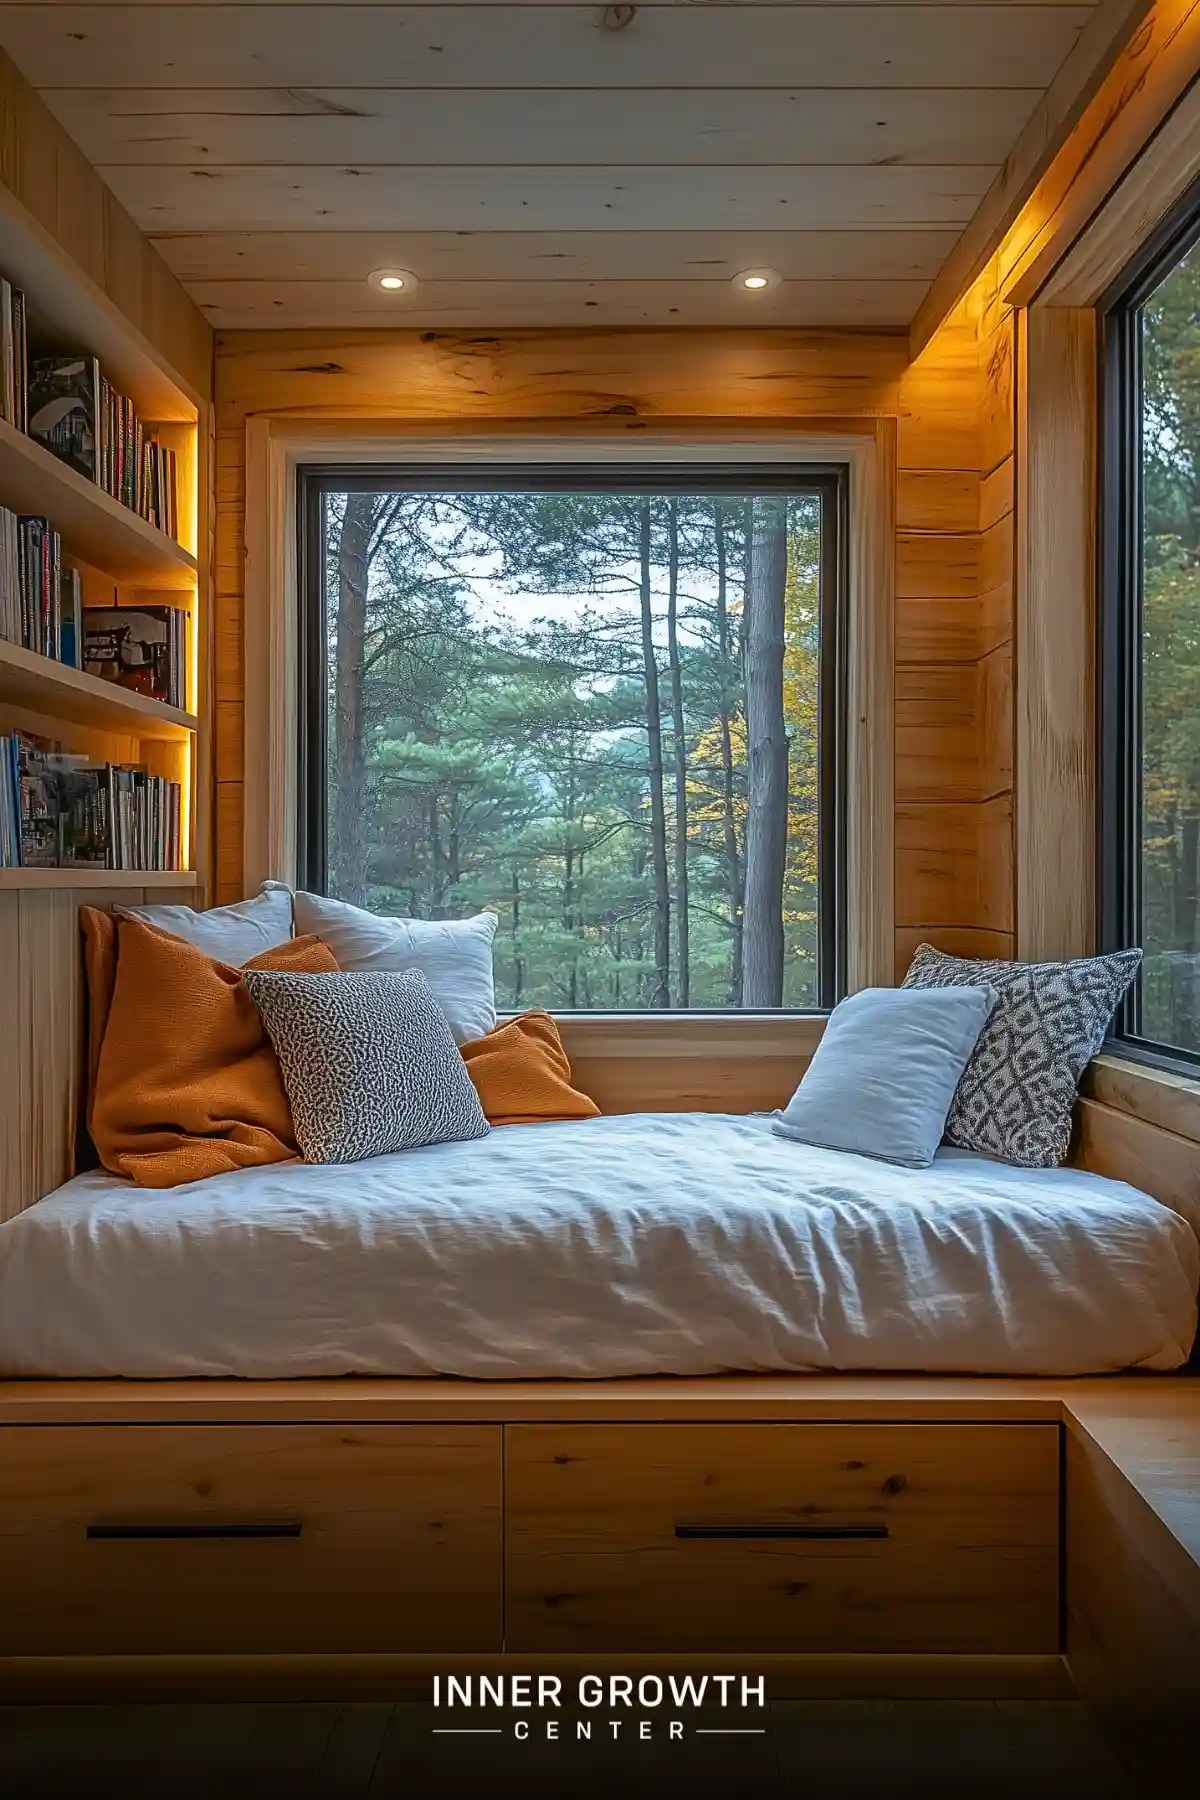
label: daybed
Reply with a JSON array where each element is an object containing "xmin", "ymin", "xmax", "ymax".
[{"xmin": 0, "ymin": 1111, "xmax": 1195, "ymax": 1380}]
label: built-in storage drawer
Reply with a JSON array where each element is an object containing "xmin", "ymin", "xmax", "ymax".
[
  {"xmin": 506, "ymin": 1423, "xmax": 1060, "ymax": 1653},
  {"xmin": 0, "ymin": 1425, "xmax": 502, "ymax": 1654}
]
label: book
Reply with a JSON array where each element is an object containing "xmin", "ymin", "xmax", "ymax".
[
  {"xmin": 14, "ymin": 731, "xmax": 59, "ymax": 868},
  {"xmin": 27, "ymin": 354, "xmax": 101, "ymax": 481},
  {"xmin": 0, "ymin": 278, "xmax": 27, "ymax": 431},
  {"xmin": 58, "ymin": 566, "xmax": 83, "ymax": 669},
  {"xmin": 82, "ymin": 603, "xmax": 188, "ymax": 707},
  {"xmin": 0, "ymin": 736, "xmax": 182, "ymax": 873},
  {"xmin": 1, "ymin": 280, "xmax": 13, "ymax": 425}
]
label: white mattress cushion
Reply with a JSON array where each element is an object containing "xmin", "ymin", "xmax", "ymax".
[
  {"xmin": 293, "ymin": 893, "xmax": 497, "ymax": 1044},
  {"xmin": 0, "ymin": 1114, "xmax": 1194, "ymax": 1381}
]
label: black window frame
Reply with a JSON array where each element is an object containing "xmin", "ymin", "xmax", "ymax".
[
  {"xmin": 296, "ymin": 460, "xmax": 850, "ymax": 1012},
  {"xmin": 1100, "ymin": 174, "xmax": 1200, "ymax": 1071}
]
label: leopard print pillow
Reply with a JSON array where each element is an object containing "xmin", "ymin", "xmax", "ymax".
[{"xmin": 242, "ymin": 967, "xmax": 490, "ymax": 1164}]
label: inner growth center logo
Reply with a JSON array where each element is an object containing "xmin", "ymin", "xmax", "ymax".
[{"xmin": 431, "ymin": 1673, "xmax": 768, "ymax": 1742}]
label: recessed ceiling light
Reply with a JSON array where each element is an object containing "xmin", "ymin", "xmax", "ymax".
[
  {"xmin": 368, "ymin": 267, "xmax": 419, "ymax": 295},
  {"xmin": 733, "ymin": 268, "xmax": 782, "ymax": 292}
]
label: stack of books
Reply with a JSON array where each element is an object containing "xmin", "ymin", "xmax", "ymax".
[
  {"xmin": 26, "ymin": 354, "xmax": 179, "ymax": 541},
  {"xmin": 0, "ymin": 510, "xmax": 83, "ymax": 664},
  {"xmin": 0, "ymin": 729, "xmax": 182, "ymax": 872},
  {"xmin": 0, "ymin": 277, "xmax": 28, "ymax": 431},
  {"xmin": 82, "ymin": 603, "xmax": 188, "ymax": 709}
]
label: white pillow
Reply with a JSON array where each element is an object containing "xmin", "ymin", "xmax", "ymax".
[
  {"xmin": 773, "ymin": 985, "xmax": 997, "ymax": 1169},
  {"xmin": 292, "ymin": 892, "xmax": 498, "ymax": 1044},
  {"xmin": 115, "ymin": 881, "xmax": 293, "ymax": 966}
]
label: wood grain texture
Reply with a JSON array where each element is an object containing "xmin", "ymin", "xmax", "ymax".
[
  {"xmin": 557, "ymin": 1014, "xmax": 820, "ymax": 1113},
  {"xmin": 505, "ymin": 1422, "xmax": 1060, "ymax": 1653},
  {"xmin": 102, "ymin": 165, "xmax": 994, "ymax": 236},
  {"xmin": 1015, "ymin": 306, "xmax": 1097, "ymax": 960},
  {"xmin": 0, "ymin": 1424, "xmax": 502, "ymax": 1656},
  {"xmin": 215, "ymin": 328, "xmax": 906, "ymax": 427},
  {"xmin": 909, "ymin": 0, "xmax": 1153, "ymax": 352},
  {"xmin": 156, "ymin": 228, "xmax": 961, "ymax": 289},
  {"xmin": 0, "ymin": 44, "xmax": 210, "ymax": 404},
  {"xmin": 0, "ymin": 8, "xmax": 1094, "ymax": 93},
  {"xmin": 1005, "ymin": 0, "xmax": 1200, "ymax": 307},
  {"xmin": 896, "ymin": 469, "xmax": 979, "ymax": 534},
  {"xmin": 896, "ymin": 796, "xmax": 1014, "ymax": 932},
  {"xmin": 56, "ymin": 89, "xmax": 1045, "ymax": 174},
  {"xmin": 1041, "ymin": 69, "xmax": 1200, "ymax": 303},
  {"xmin": 1083, "ymin": 1052, "xmax": 1200, "ymax": 1144},
  {"xmin": 0, "ymin": 885, "xmax": 165, "ymax": 1222},
  {"xmin": 1, "ymin": 1371, "xmax": 1193, "ymax": 1427},
  {"xmin": 188, "ymin": 278, "xmax": 929, "ymax": 332},
  {"xmin": 1064, "ymin": 1425, "xmax": 1200, "ymax": 1789},
  {"xmin": 1073, "ymin": 1096, "xmax": 1200, "ymax": 1228},
  {"xmin": 979, "ymin": 455, "xmax": 1015, "ymax": 532}
]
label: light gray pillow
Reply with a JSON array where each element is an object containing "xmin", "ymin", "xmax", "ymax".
[
  {"xmin": 243, "ymin": 967, "xmax": 489, "ymax": 1165},
  {"xmin": 773, "ymin": 985, "xmax": 997, "ymax": 1169},
  {"xmin": 292, "ymin": 893, "xmax": 497, "ymax": 1044},
  {"xmin": 116, "ymin": 881, "xmax": 293, "ymax": 965},
  {"xmin": 902, "ymin": 943, "xmax": 1142, "ymax": 1167}
]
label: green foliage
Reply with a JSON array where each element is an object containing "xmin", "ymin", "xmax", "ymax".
[
  {"xmin": 1140, "ymin": 245, "xmax": 1200, "ymax": 1046},
  {"xmin": 323, "ymin": 488, "xmax": 823, "ymax": 1011}
]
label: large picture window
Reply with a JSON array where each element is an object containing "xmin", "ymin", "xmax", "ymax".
[
  {"xmin": 298, "ymin": 465, "xmax": 846, "ymax": 1012},
  {"xmin": 1103, "ymin": 187, "xmax": 1200, "ymax": 1063}
]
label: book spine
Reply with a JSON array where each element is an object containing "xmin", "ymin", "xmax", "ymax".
[
  {"xmin": 0, "ymin": 280, "xmax": 12, "ymax": 426},
  {"xmin": 12, "ymin": 291, "xmax": 26, "ymax": 433}
]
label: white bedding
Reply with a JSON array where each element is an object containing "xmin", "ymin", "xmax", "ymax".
[{"xmin": 0, "ymin": 1113, "xmax": 1195, "ymax": 1379}]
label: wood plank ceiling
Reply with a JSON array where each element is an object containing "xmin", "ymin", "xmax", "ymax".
[{"xmin": 0, "ymin": 2, "xmax": 1121, "ymax": 330}]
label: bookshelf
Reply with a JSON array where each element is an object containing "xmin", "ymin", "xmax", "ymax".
[
  {"xmin": 0, "ymin": 867, "xmax": 199, "ymax": 891},
  {"xmin": 0, "ymin": 638, "xmax": 198, "ymax": 742},
  {"xmin": 0, "ymin": 416, "xmax": 197, "ymax": 589},
  {"xmin": 0, "ymin": 221, "xmax": 206, "ymax": 893}
]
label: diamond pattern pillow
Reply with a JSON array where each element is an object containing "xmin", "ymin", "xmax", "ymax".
[
  {"xmin": 901, "ymin": 944, "xmax": 1142, "ymax": 1167},
  {"xmin": 242, "ymin": 967, "xmax": 490, "ymax": 1165}
]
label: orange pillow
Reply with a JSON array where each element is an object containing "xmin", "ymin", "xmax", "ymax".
[
  {"xmin": 91, "ymin": 916, "xmax": 339, "ymax": 1189},
  {"xmin": 80, "ymin": 905, "xmax": 119, "ymax": 1132},
  {"xmin": 460, "ymin": 1010, "xmax": 600, "ymax": 1126}
]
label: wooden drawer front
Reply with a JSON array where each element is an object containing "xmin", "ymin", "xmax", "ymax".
[
  {"xmin": 0, "ymin": 1425, "xmax": 501, "ymax": 1654},
  {"xmin": 506, "ymin": 1424, "xmax": 1059, "ymax": 1654}
]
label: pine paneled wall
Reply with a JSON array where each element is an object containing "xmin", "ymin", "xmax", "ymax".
[
  {"xmin": 213, "ymin": 320, "xmax": 1014, "ymax": 974},
  {"xmin": 0, "ymin": 47, "xmax": 214, "ymax": 1220},
  {"xmin": 895, "ymin": 269, "xmax": 1016, "ymax": 978}
]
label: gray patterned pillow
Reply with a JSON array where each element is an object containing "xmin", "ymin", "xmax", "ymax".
[
  {"xmin": 242, "ymin": 967, "xmax": 489, "ymax": 1164},
  {"xmin": 901, "ymin": 944, "xmax": 1142, "ymax": 1167}
]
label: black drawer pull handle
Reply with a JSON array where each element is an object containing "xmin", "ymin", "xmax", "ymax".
[
  {"xmin": 87, "ymin": 1522, "xmax": 302, "ymax": 1541},
  {"xmin": 674, "ymin": 1524, "xmax": 889, "ymax": 1541}
]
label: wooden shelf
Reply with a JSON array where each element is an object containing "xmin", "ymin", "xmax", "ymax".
[
  {"xmin": 0, "ymin": 638, "xmax": 198, "ymax": 742},
  {"xmin": 0, "ymin": 869, "xmax": 198, "ymax": 890},
  {"xmin": 0, "ymin": 417, "xmax": 197, "ymax": 590},
  {"xmin": 0, "ymin": 184, "xmax": 198, "ymax": 424}
]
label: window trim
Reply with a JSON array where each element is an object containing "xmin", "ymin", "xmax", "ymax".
[
  {"xmin": 296, "ymin": 460, "xmax": 850, "ymax": 1011},
  {"xmin": 1100, "ymin": 172, "xmax": 1200, "ymax": 1068}
]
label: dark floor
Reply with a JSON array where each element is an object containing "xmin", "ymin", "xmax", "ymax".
[{"xmin": 0, "ymin": 1700, "xmax": 1142, "ymax": 1800}]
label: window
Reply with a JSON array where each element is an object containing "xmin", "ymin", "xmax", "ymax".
[
  {"xmin": 298, "ymin": 465, "xmax": 846, "ymax": 1013},
  {"xmin": 1103, "ymin": 185, "xmax": 1200, "ymax": 1063}
]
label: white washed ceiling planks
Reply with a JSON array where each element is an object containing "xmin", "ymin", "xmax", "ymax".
[{"xmin": 0, "ymin": 2, "xmax": 1135, "ymax": 330}]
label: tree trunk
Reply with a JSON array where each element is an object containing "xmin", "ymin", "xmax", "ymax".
[
  {"xmin": 741, "ymin": 496, "xmax": 790, "ymax": 1007},
  {"xmin": 510, "ymin": 864, "xmax": 523, "ymax": 1007},
  {"xmin": 715, "ymin": 501, "xmax": 744, "ymax": 1004},
  {"xmin": 666, "ymin": 499, "xmax": 690, "ymax": 1007},
  {"xmin": 331, "ymin": 492, "xmax": 374, "ymax": 906},
  {"xmin": 639, "ymin": 499, "xmax": 672, "ymax": 1007}
]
